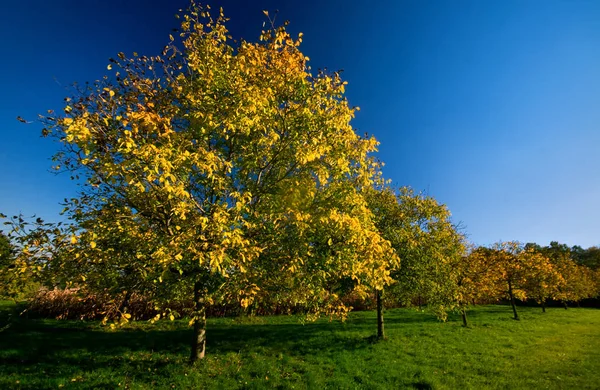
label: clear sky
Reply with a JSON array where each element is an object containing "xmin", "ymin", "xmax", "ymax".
[{"xmin": 1, "ymin": 0, "xmax": 599, "ymax": 248}]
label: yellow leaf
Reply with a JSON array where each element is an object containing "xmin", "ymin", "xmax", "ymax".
[
  {"xmin": 90, "ymin": 241, "xmax": 96, "ymax": 249},
  {"xmin": 169, "ymin": 314, "xmax": 175, "ymax": 321},
  {"xmin": 70, "ymin": 235, "xmax": 77, "ymax": 244}
]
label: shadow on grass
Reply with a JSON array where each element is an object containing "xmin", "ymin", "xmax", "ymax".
[
  {"xmin": 411, "ymin": 381, "xmax": 434, "ymax": 390},
  {"xmin": 350, "ymin": 305, "xmax": 518, "ymax": 327},
  {"xmin": 442, "ymin": 305, "xmax": 553, "ymax": 325},
  {"xmin": 0, "ymin": 312, "xmax": 375, "ymax": 387},
  {"xmin": 347, "ymin": 312, "xmax": 442, "ymax": 327}
]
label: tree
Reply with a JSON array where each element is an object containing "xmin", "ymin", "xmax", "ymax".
[
  {"xmin": 452, "ymin": 246, "xmax": 503, "ymax": 327},
  {"xmin": 571, "ymin": 245, "xmax": 600, "ymax": 270},
  {"xmin": 367, "ymin": 186, "xmax": 464, "ymax": 337},
  {"xmin": 388, "ymin": 187, "xmax": 465, "ymax": 319},
  {"xmin": 535, "ymin": 241, "xmax": 597, "ymax": 308},
  {"xmin": 0, "ymin": 231, "xmax": 11, "ymax": 266},
  {"xmin": 485, "ymin": 242, "xmax": 529, "ymax": 320},
  {"xmin": 483, "ymin": 242, "xmax": 564, "ymax": 319},
  {"xmin": 555, "ymin": 261, "xmax": 597, "ymax": 307},
  {"xmin": 32, "ymin": 3, "xmax": 395, "ymax": 362},
  {"xmin": 520, "ymin": 250, "xmax": 562, "ymax": 313},
  {"xmin": 0, "ymin": 230, "xmax": 15, "ymax": 298},
  {"xmin": 365, "ymin": 186, "xmax": 402, "ymax": 339},
  {"xmin": 1, "ymin": 216, "xmax": 57, "ymax": 300}
]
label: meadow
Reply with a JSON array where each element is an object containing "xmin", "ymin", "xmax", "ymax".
[{"xmin": 1, "ymin": 302, "xmax": 599, "ymax": 389}]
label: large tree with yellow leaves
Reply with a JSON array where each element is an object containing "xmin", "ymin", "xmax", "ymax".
[{"xmin": 36, "ymin": 3, "xmax": 396, "ymax": 362}]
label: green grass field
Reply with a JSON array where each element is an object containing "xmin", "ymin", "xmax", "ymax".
[{"xmin": 1, "ymin": 301, "xmax": 599, "ymax": 389}]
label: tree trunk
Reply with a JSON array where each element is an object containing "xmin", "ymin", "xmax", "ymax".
[
  {"xmin": 563, "ymin": 301, "xmax": 568, "ymax": 310},
  {"xmin": 461, "ymin": 308, "xmax": 468, "ymax": 327},
  {"xmin": 541, "ymin": 301, "xmax": 546, "ymax": 313},
  {"xmin": 508, "ymin": 280, "xmax": 519, "ymax": 320},
  {"xmin": 418, "ymin": 295, "xmax": 422, "ymax": 311},
  {"xmin": 190, "ymin": 279, "xmax": 207, "ymax": 363},
  {"xmin": 376, "ymin": 289, "xmax": 385, "ymax": 339},
  {"xmin": 118, "ymin": 290, "xmax": 133, "ymax": 315}
]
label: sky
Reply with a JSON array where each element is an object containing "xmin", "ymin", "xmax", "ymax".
[{"xmin": 1, "ymin": 0, "xmax": 599, "ymax": 248}]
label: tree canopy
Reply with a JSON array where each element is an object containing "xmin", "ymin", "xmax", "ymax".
[{"xmin": 18, "ymin": 3, "xmax": 398, "ymax": 361}]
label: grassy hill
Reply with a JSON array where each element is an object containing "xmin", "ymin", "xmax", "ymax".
[{"xmin": 1, "ymin": 301, "xmax": 599, "ymax": 389}]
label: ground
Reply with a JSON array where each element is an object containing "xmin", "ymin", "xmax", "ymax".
[{"xmin": 1, "ymin": 302, "xmax": 599, "ymax": 389}]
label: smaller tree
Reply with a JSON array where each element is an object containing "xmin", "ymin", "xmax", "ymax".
[
  {"xmin": 535, "ymin": 242, "xmax": 597, "ymax": 308},
  {"xmin": 556, "ymin": 261, "xmax": 597, "ymax": 308},
  {"xmin": 1, "ymin": 215, "xmax": 63, "ymax": 301},
  {"xmin": 571, "ymin": 245, "xmax": 600, "ymax": 270},
  {"xmin": 487, "ymin": 242, "xmax": 528, "ymax": 320},
  {"xmin": 0, "ymin": 228, "xmax": 16, "ymax": 298},
  {"xmin": 367, "ymin": 186, "xmax": 464, "ymax": 337},
  {"xmin": 365, "ymin": 185, "xmax": 403, "ymax": 339},
  {"xmin": 521, "ymin": 250, "xmax": 563, "ymax": 313},
  {"xmin": 452, "ymin": 245, "xmax": 503, "ymax": 326}
]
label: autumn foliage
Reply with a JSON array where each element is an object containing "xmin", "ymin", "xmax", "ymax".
[
  {"xmin": 4, "ymin": 2, "xmax": 401, "ymax": 361},
  {"xmin": 454, "ymin": 241, "xmax": 598, "ymax": 324},
  {"xmin": 1, "ymin": 1, "xmax": 599, "ymax": 364}
]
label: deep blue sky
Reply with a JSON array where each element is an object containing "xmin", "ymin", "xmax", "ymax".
[{"xmin": 1, "ymin": 0, "xmax": 599, "ymax": 248}]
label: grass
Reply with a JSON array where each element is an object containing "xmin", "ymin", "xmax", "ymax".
[{"xmin": 1, "ymin": 301, "xmax": 599, "ymax": 389}]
